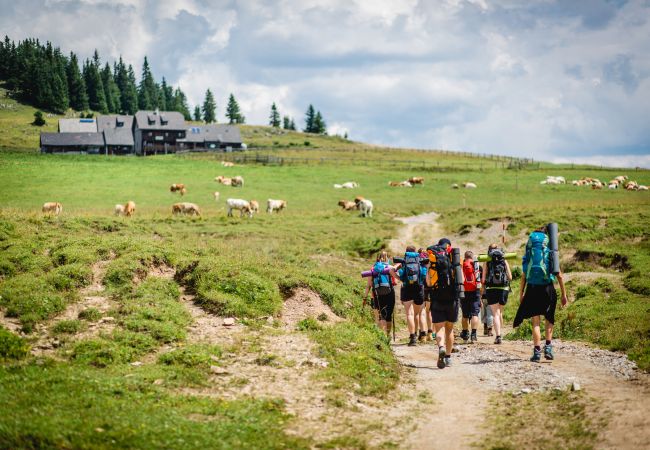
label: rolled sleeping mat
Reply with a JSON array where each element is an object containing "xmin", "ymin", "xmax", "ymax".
[
  {"xmin": 451, "ymin": 247, "xmax": 461, "ymax": 266},
  {"xmin": 477, "ymin": 252, "xmax": 517, "ymax": 262},
  {"xmin": 547, "ymin": 222, "xmax": 560, "ymax": 275},
  {"xmin": 361, "ymin": 267, "xmax": 391, "ymax": 278}
]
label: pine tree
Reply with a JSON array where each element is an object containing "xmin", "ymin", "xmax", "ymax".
[
  {"xmin": 101, "ymin": 62, "xmax": 120, "ymax": 113},
  {"xmin": 66, "ymin": 52, "xmax": 88, "ymax": 111},
  {"xmin": 32, "ymin": 110, "xmax": 46, "ymax": 126},
  {"xmin": 269, "ymin": 102, "xmax": 281, "ymax": 127},
  {"xmin": 225, "ymin": 93, "xmax": 241, "ymax": 124},
  {"xmin": 202, "ymin": 89, "xmax": 216, "ymax": 123},
  {"xmin": 84, "ymin": 50, "xmax": 107, "ymax": 113},
  {"xmin": 313, "ymin": 111, "xmax": 327, "ymax": 134},
  {"xmin": 122, "ymin": 64, "xmax": 138, "ymax": 114},
  {"xmin": 173, "ymin": 87, "xmax": 191, "ymax": 120},
  {"xmin": 304, "ymin": 104, "xmax": 315, "ymax": 133},
  {"xmin": 193, "ymin": 105, "xmax": 201, "ymax": 121},
  {"xmin": 138, "ymin": 56, "xmax": 158, "ymax": 110},
  {"xmin": 236, "ymin": 112, "xmax": 246, "ymax": 124},
  {"xmin": 49, "ymin": 47, "xmax": 69, "ymax": 113},
  {"xmin": 160, "ymin": 77, "xmax": 174, "ymax": 111},
  {"xmin": 289, "ymin": 118, "xmax": 296, "ymax": 131},
  {"xmin": 282, "ymin": 115, "xmax": 291, "ymax": 129}
]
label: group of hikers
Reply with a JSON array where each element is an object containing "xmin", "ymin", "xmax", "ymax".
[{"xmin": 363, "ymin": 225, "xmax": 568, "ymax": 367}]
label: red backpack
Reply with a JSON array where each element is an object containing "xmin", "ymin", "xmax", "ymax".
[{"xmin": 462, "ymin": 259, "xmax": 477, "ymax": 292}]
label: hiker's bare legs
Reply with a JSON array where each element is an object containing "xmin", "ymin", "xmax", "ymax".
[
  {"xmin": 471, "ymin": 315, "xmax": 480, "ymax": 331},
  {"xmin": 414, "ymin": 303, "xmax": 422, "ymax": 335},
  {"xmin": 531, "ymin": 315, "xmax": 542, "ymax": 347},
  {"xmin": 434, "ymin": 321, "xmax": 446, "ymax": 349},
  {"xmin": 425, "ymin": 301, "xmax": 432, "ymax": 333},
  {"xmin": 490, "ymin": 303, "xmax": 502, "ymax": 337},
  {"xmin": 379, "ymin": 319, "xmax": 389, "ymax": 336},
  {"xmin": 545, "ymin": 319, "xmax": 554, "ymax": 342},
  {"xmin": 444, "ymin": 322, "xmax": 454, "ymax": 354},
  {"xmin": 402, "ymin": 300, "xmax": 415, "ymax": 335}
]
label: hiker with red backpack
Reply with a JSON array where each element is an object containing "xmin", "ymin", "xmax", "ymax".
[
  {"xmin": 481, "ymin": 244, "xmax": 513, "ymax": 345},
  {"xmin": 427, "ymin": 238, "xmax": 461, "ymax": 368},
  {"xmin": 460, "ymin": 251, "xmax": 481, "ymax": 344},
  {"xmin": 514, "ymin": 224, "xmax": 568, "ymax": 362},
  {"xmin": 397, "ymin": 246, "xmax": 428, "ymax": 346},
  {"xmin": 364, "ymin": 251, "xmax": 398, "ymax": 338}
]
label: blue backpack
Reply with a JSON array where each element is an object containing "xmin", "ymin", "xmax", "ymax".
[
  {"xmin": 372, "ymin": 262, "xmax": 393, "ymax": 296},
  {"xmin": 401, "ymin": 252, "xmax": 423, "ymax": 286},
  {"xmin": 524, "ymin": 231, "xmax": 552, "ymax": 285}
]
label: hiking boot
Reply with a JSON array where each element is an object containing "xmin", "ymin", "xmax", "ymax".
[
  {"xmin": 544, "ymin": 344, "xmax": 554, "ymax": 360},
  {"xmin": 408, "ymin": 334, "xmax": 417, "ymax": 347},
  {"xmin": 426, "ymin": 331, "xmax": 433, "ymax": 342},
  {"xmin": 494, "ymin": 336, "xmax": 502, "ymax": 345},
  {"xmin": 483, "ymin": 324, "xmax": 489, "ymax": 336},
  {"xmin": 530, "ymin": 348, "xmax": 542, "ymax": 363},
  {"xmin": 470, "ymin": 333, "xmax": 478, "ymax": 344},
  {"xmin": 460, "ymin": 330, "xmax": 469, "ymax": 343},
  {"xmin": 487, "ymin": 327, "xmax": 493, "ymax": 336},
  {"xmin": 444, "ymin": 356, "xmax": 452, "ymax": 367},
  {"xmin": 418, "ymin": 331, "xmax": 426, "ymax": 343},
  {"xmin": 437, "ymin": 347, "xmax": 446, "ymax": 369}
]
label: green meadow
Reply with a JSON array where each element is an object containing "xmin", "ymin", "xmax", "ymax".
[{"xmin": 0, "ymin": 135, "xmax": 648, "ymax": 447}]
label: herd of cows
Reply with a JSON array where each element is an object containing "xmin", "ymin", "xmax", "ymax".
[{"xmin": 541, "ymin": 174, "xmax": 648, "ymax": 190}]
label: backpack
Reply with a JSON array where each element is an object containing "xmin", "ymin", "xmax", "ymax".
[
  {"xmin": 427, "ymin": 245, "xmax": 453, "ymax": 291},
  {"xmin": 524, "ymin": 231, "xmax": 552, "ymax": 285},
  {"xmin": 372, "ymin": 262, "xmax": 393, "ymax": 296},
  {"xmin": 486, "ymin": 249, "xmax": 509, "ymax": 287},
  {"xmin": 400, "ymin": 252, "xmax": 423, "ymax": 286},
  {"xmin": 462, "ymin": 259, "xmax": 477, "ymax": 291}
]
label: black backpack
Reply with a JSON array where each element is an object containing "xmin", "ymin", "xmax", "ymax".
[{"xmin": 486, "ymin": 249, "xmax": 509, "ymax": 287}]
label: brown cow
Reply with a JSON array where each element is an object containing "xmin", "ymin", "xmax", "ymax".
[
  {"xmin": 124, "ymin": 201, "xmax": 136, "ymax": 217},
  {"xmin": 408, "ymin": 177, "xmax": 424, "ymax": 185},
  {"xmin": 170, "ymin": 183, "xmax": 185, "ymax": 193},
  {"xmin": 249, "ymin": 200, "xmax": 259, "ymax": 213},
  {"xmin": 42, "ymin": 202, "xmax": 63, "ymax": 215},
  {"xmin": 338, "ymin": 200, "xmax": 357, "ymax": 210},
  {"xmin": 172, "ymin": 202, "xmax": 201, "ymax": 216}
]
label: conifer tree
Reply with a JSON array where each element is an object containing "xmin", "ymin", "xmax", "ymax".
[
  {"xmin": 282, "ymin": 115, "xmax": 291, "ymax": 130},
  {"xmin": 83, "ymin": 50, "xmax": 107, "ymax": 113},
  {"xmin": 66, "ymin": 52, "xmax": 88, "ymax": 111},
  {"xmin": 193, "ymin": 105, "xmax": 202, "ymax": 121},
  {"xmin": 289, "ymin": 118, "xmax": 296, "ymax": 131},
  {"xmin": 304, "ymin": 104, "xmax": 315, "ymax": 133},
  {"xmin": 138, "ymin": 56, "xmax": 158, "ymax": 110},
  {"xmin": 173, "ymin": 87, "xmax": 191, "ymax": 120},
  {"xmin": 202, "ymin": 89, "xmax": 216, "ymax": 123},
  {"xmin": 101, "ymin": 62, "xmax": 120, "ymax": 113},
  {"xmin": 226, "ymin": 93, "xmax": 242, "ymax": 124},
  {"xmin": 269, "ymin": 102, "xmax": 281, "ymax": 127},
  {"xmin": 313, "ymin": 111, "xmax": 327, "ymax": 134}
]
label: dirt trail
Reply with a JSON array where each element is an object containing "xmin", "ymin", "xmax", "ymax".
[{"xmin": 389, "ymin": 212, "xmax": 650, "ymax": 449}]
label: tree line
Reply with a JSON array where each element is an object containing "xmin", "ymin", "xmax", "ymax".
[{"xmin": 0, "ymin": 36, "xmax": 333, "ymax": 134}]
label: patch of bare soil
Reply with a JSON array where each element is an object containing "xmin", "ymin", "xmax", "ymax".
[
  {"xmin": 0, "ymin": 310, "xmax": 22, "ymax": 333},
  {"xmin": 456, "ymin": 219, "xmax": 528, "ymax": 254},
  {"xmin": 281, "ymin": 287, "xmax": 342, "ymax": 329},
  {"xmin": 389, "ymin": 212, "xmax": 441, "ymax": 254},
  {"xmin": 31, "ymin": 258, "xmax": 117, "ymax": 357}
]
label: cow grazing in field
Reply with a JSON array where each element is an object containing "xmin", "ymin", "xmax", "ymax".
[
  {"xmin": 354, "ymin": 196, "xmax": 365, "ymax": 204},
  {"xmin": 451, "ymin": 183, "xmax": 459, "ymax": 189},
  {"xmin": 172, "ymin": 202, "xmax": 201, "ymax": 216},
  {"xmin": 42, "ymin": 202, "xmax": 62, "ymax": 215},
  {"xmin": 334, "ymin": 182, "xmax": 359, "ymax": 189},
  {"xmin": 124, "ymin": 201, "xmax": 136, "ymax": 217},
  {"xmin": 267, "ymin": 199, "xmax": 287, "ymax": 213},
  {"xmin": 388, "ymin": 181, "xmax": 401, "ymax": 187},
  {"xmin": 215, "ymin": 176, "xmax": 233, "ymax": 186},
  {"xmin": 463, "ymin": 182, "xmax": 477, "ymax": 189},
  {"xmin": 221, "ymin": 161, "xmax": 235, "ymax": 167},
  {"xmin": 231, "ymin": 176, "xmax": 244, "ymax": 187},
  {"xmin": 638, "ymin": 185, "xmax": 648, "ymax": 191},
  {"xmin": 227, "ymin": 198, "xmax": 253, "ymax": 218},
  {"xmin": 114, "ymin": 204, "xmax": 125, "ymax": 216},
  {"xmin": 249, "ymin": 200, "xmax": 259, "ymax": 213},
  {"xmin": 591, "ymin": 183, "xmax": 603, "ymax": 190},
  {"xmin": 213, "ymin": 192, "xmax": 220, "ymax": 201},
  {"xmin": 170, "ymin": 183, "xmax": 185, "ymax": 193},
  {"xmin": 608, "ymin": 183, "xmax": 618, "ymax": 189},
  {"xmin": 357, "ymin": 199, "xmax": 374, "ymax": 217},
  {"xmin": 180, "ymin": 188, "xmax": 187, "ymax": 196},
  {"xmin": 338, "ymin": 200, "xmax": 357, "ymax": 211},
  {"xmin": 408, "ymin": 177, "xmax": 424, "ymax": 185}
]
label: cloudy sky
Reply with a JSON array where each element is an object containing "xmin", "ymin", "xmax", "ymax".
[{"xmin": 2, "ymin": 0, "xmax": 649, "ymax": 166}]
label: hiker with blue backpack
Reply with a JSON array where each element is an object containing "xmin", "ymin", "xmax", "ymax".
[
  {"xmin": 364, "ymin": 251, "xmax": 398, "ymax": 338},
  {"xmin": 397, "ymin": 245, "xmax": 428, "ymax": 347},
  {"xmin": 481, "ymin": 243, "xmax": 513, "ymax": 345},
  {"xmin": 514, "ymin": 224, "xmax": 568, "ymax": 362}
]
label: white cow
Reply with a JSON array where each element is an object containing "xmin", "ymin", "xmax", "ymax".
[
  {"xmin": 114, "ymin": 204, "xmax": 125, "ymax": 216},
  {"xmin": 267, "ymin": 199, "xmax": 287, "ymax": 213},
  {"xmin": 463, "ymin": 182, "xmax": 477, "ymax": 189},
  {"xmin": 357, "ymin": 199, "xmax": 374, "ymax": 217},
  {"xmin": 227, "ymin": 198, "xmax": 253, "ymax": 217}
]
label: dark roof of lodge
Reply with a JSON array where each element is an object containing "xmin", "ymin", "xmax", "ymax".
[
  {"xmin": 40, "ymin": 132, "xmax": 104, "ymax": 147},
  {"xmin": 103, "ymin": 128, "xmax": 134, "ymax": 146},
  {"xmin": 178, "ymin": 124, "xmax": 242, "ymax": 144},
  {"xmin": 97, "ymin": 114, "xmax": 134, "ymax": 132},
  {"xmin": 134, "ymin": 110, "xmax": 185, "ymax": 130}
]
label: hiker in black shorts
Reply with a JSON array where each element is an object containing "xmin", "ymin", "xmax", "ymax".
[
  {"xmin": 514, "ymin": 226, "xmax": 568, "ymax": 362},
  {"xmin": 419, "ymin": 251, "xmax": 434, "ymax": 342},
  {"xmin": 481, "ymin": 244, "xmax": 512, "ymax": 344},
  {"xmin": 427, "ymin": 238, "xmax": 460, "ymax": 368},
  {"xmin": 364, "ymin": 251, "xmax": 397, "ymax": 338},
  {"xmin": 460, "ymin": 251, "xmax": 480, "ymax": 343},
  {"xmin": 398, "ymin": 246, "xmax": 427, "ymax": 346}
]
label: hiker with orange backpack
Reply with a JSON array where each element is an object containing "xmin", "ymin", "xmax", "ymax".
[
  {"xmin": 460, "ymin": 251, "xmax": 481, "ymax": 344},
  {"xmin": 514, "ymin": 224, "xmax": 568, "ymax": 362},
  {"xmin": 363, "ymin": 251, "xmax": 398, "ymax": 338},
  {"xmin": 427, "ymin": 238, "xmax": 461, "ymax": 368}
]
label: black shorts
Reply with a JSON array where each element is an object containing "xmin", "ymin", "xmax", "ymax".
[
  {"xmin": 514, "ymin": 283, "xmax": 558, "ymax": 327},
  {"xmin": 401, "ymin": 284, "xmax": 424, "ymax": 305},
  {"xmin": 460, "ymin": 290, "xmax": 481, "ymax": 319},
  {"xmin": 486, "ymin": 288, "xmax": 509, "ymax": 306},
  {"xmin": 376, "ymin": 290, "xmax": 395, "ymax": 321},
  {"xmin": 431, "ymin": 300, "xmax": 459, "ymax": 324}
]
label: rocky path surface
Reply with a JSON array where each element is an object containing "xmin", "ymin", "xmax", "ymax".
[{"xmin": 389, "ymin": 212, "xmax": 650, "ymax": 449}]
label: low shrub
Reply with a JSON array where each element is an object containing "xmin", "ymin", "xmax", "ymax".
[
  {"xmin": 158, "ymin": 344, "xmax": 221, "ymax": 369},
  {"xmin": 78, "ymin": 307, "xmax": 102, "ymax": 322},
  {"xmin": 0, "ymin": 326, "xmax": 30, "ymax": 360},
  {"xmin": 0, "ymin": 274, "xmax": 67, "ymax": 330},
  {"xmin": 52, "ymin": 319, "xmax": 85, "ymax": 335}
]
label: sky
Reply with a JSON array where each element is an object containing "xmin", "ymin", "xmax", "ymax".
[{"xmin": 2, "ymin": 0, "xmax": 649, "ymax": 167}]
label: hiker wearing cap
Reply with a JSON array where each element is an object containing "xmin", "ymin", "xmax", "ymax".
[
  {"xmin": 427, "ymin": 238, "xmax": 460, "ymax": 368},
  {"xmin": 460, "ymin": 251, "xmax": 481, "ymax": 344},
  {"xmin": 364, "ymin": 251, "xmax": 398, "ymax": 338},
  {"xmin": 419, "ymin": 249, "xmax": 434, "ymax": 342},
  {"xmin": 514, "ymin": 226, "xmax": 568, "ymax": 362},
  {"xmin": 398, "ymin": 245, "xmax": 427, "ymax": 346},
  {"xmin": 481, "ymin": 243, "xmax": 512, "ymax": 345}
]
